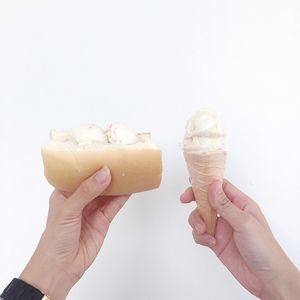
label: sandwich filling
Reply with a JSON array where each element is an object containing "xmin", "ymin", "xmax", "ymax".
[{"xmin": 47, "ymin": 123, "xmax": 157, "ymax": 150}]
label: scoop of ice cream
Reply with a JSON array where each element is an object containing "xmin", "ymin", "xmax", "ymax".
[
  {"xmin": 106, "ymin": 123, "xmax": 139, "ymax": 144},
  {"xmin": 183, "ymin": 110, "xmax": 227, "ymax": 152},
  {"xmin": 50, "ymin": 130, "xmax": 75, "ymax": 142},
  {"xmin": 73, "ymin": 124, "xmax": 108, "ymax": 145}
]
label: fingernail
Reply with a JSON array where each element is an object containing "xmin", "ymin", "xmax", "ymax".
[
  {"xmin": 96, "ymin": 167, "xmax": 109, "ymax": 184},
  {"xmin": 195, "ymin": 223, "xmax": 204, "ymax": 233}
]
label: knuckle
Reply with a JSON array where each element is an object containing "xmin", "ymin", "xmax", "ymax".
[
  {"xmin": 219, "ymin": 194, "xmax": 231, "ymax": 209},
  {"xmin": 80, "ymin": 178, "xmax": 97, "ymax": 196},
  {"xmin": 188, "ymin": 214, "xmax": 193, "ymax": 227},
  {"xmin": 192, "ymin": 230, "xmax": 208, "ymax": 247},
  {"xmin": 49, "ymin": 194, "xmax": 56, "ymax": 205},
  {"xmin": 192, "ymin": 230, "xmax": 200, "ymax": 244},
  {"xmin": 49, "ymin": 190, "xmax": 64, "ymax": 206},
  {"xmin": 188, "ymin": 210, "xmax": 197, "ymax": 227},
  {"xmin": 49, "ymin": 190, "xmax": 58, "ymax": 202},
  {"xmin": 247, "ymin": 202, "xmax": 263, "ymax": 219}
]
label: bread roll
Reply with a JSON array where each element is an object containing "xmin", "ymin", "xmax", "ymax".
[{"xmin": 42, "ymin": 124, "xmax": 162, "ymax": 195}]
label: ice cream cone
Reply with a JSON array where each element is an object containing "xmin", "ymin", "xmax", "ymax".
[{"xmin": 184, "ymin": 150, "xmax": 227, "ymax": 235}]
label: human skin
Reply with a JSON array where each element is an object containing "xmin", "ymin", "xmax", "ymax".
[
  {"xmin": 180, "ymin": 180, "xmax": 300, "ymax": 299},
  {"xmin": 20, "ymin": 167, "xmax": 130, "ymax": 299}
]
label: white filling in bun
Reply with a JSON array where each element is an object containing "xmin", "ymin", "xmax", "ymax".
[{"xmin": 42, "ymin": 123, "xmax": 162, "ymax": 195}]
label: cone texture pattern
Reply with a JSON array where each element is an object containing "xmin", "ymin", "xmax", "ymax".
[{"xmin": 184, "ymin": 151, "xmax": 227, "ymax": 235}]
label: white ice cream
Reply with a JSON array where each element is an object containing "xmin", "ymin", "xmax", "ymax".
[
  {"xmin": 183, "ymin": 110, "xmax": 227, "ymax": 153},
  {"xmin": 106, "ymin": 123, "xmax": 139, "ymax": 144},
  {"xmin": 49, "ymin": 123, "xmax": 153, "ymax": 148},
  {"xmin": 73, "ymin": 124, "xmax": 108, "ymax": 145},
  {"xmin": 50, "ymin": 125, "xmax": 107, "ymax": 146},
  {"xmin": 50, "ymin": 130, "xmax": 74, "ymax": 142}
]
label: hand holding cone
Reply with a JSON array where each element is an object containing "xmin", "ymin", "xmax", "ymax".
[{"xmin": 182, "ymin": 110, "xmax": 227, "ymax": 236}]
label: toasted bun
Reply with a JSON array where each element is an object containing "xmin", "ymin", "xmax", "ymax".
[{"xmin": 42, "ymin": 144, "xmax": 162, "ymax": 195}]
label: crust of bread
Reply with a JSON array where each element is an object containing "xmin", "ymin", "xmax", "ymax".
[{"xmin": 41, "ymin": 146, "xmax": 162, "ymax": 195}]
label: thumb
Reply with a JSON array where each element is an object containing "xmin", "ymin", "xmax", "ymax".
[
  {"xmin": 66, "ymin": 166, "xmax": 111, "ymax": 213},
  {"xmin": 208, "ymin": 180, "xmax": 246, "ymax": 230}
]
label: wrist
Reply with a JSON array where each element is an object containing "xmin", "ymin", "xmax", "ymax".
[
  {"xmin": 19, "ymin": 235, "xmax": 74, "ymax": 300},
  {"xmin": 20, "ymin": 262, "xmax": 73, "ymax": 300},
  {"xmin": 260, "ymin": 264, "xmax": 300, "ymax": 300}
]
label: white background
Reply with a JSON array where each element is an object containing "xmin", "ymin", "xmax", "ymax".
[{"xmin": 1, "ymin": 1, "xmax": 300, "ymax": 299}]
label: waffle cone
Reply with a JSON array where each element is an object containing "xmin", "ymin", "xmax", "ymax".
[{"xmin": 184, "ymin": 150, "xmax": 227, "ymax": 235}]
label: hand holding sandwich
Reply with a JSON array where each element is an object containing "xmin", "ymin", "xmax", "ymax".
[
  {"xmin": 1, "ymin": 123, "xmax": 161, "ymax": 300},
  {"xmin": 19, "ymin": 167, "xmax": 130, "ymax": 300}
]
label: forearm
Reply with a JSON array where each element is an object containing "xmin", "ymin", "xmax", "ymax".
[{"xmin": 260, "ymin": 264, "xmax": 300, "ymax": 300}]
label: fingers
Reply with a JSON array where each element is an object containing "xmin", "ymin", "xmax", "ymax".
[
  {"xmin": 208, "ymin": 180, "xmax": 247, "ymax": 231},
  {"xmin": 192, "ymin": 230, "xmax": 217, "ymax": 247},
  {"xmin": 188, "ymin": 208, "xmax": 206, "ymax": 234},
  {"xmin": 60, "ymin": 191, "xmax": 72, "ymax": 198},
  {"xmin": 100, "ymin": 195, "xmax": 130, "ymax": 223},
  {"xmin": 222, "ymin": 180, "xmax": 253, "ymax": 210},
  {"xmin": 81, "ymin": 195, "xmax": 130, "ymax": 239},
  {"xmin": 181, "ymin": 180, "xmax": 260, "ymax": 210},
  {"xmin": 222, "ymin": 180, "xmax": 269, "ymax": 227},
  {"xmin": 49, "ymin": 189, "xmax": 66, "ymax": 204},
  {"xmin": 180, "ymin": 187, "xmax": 195, "ymax": 203},
  {"xmin": 66, "ymin": 167, "xmax": 111, "ymax": 213},
  {"xmin": 188, "ymin": 208, "xmax": 216, "ymax": 247}
]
